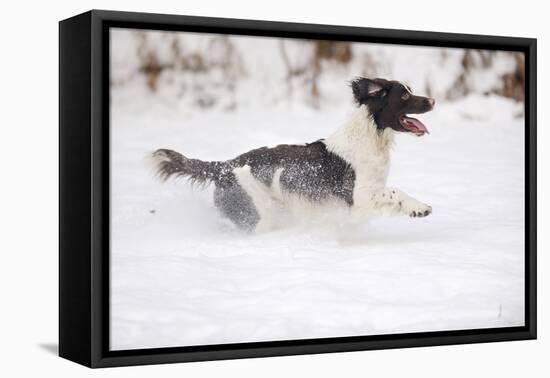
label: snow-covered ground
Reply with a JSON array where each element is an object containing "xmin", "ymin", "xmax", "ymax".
[{"xmin": 110, "ymin": 84, "xmax": 525, "ymax": 350}]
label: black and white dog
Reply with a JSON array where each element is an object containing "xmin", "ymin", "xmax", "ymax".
[{"xmin": 154, "ymin": 77, "xmax": 435, "ymax": 232}]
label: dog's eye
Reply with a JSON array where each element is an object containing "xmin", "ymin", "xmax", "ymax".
[{"xmin": 401, "ymin": 93, "xmax": 410, "ymax": 100}]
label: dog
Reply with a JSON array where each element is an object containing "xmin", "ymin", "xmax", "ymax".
[{"xmin": 153, "ymin": 77, "xmax": 435, "ymax": 232}]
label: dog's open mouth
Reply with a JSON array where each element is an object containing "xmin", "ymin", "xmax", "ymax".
[{"xmin": 400, "ymin": 115, "xmax": 429, "ymax": 136}]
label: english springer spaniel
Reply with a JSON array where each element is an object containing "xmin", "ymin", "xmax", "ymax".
[{"xmin": 154, "ymin": 77, "xmax": 435, "ymax": 232}]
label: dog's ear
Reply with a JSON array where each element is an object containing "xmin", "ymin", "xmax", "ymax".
[{"xmin": 351, "ymin": 78, "xmax": 388, "ymax": 104}]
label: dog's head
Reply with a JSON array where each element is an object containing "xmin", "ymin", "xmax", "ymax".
[{"xmin": 351, "ymin": 77, "xmax": 435, "ymax": 136}]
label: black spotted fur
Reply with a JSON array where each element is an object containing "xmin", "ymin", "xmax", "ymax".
[{"xmin": 154, "ymin": 141, "xmax": 355, "ymax": 230}]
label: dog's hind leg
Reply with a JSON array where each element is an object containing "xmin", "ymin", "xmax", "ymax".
[
  {"xmin": 233, "ymin": 165, "xmax": 285, "ymax": 232},
  {"xmin": 214, "ymin": 184, "xmax": 260, "ymax": 231}
]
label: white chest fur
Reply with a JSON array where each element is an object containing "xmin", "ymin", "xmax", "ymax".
[{"xmin": 324, "ymin": 106, "xmax": 394, "ymax": 206}]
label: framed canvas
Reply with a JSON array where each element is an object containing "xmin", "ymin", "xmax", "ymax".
[{"xmin": 59, "ymin": 9, "xmax": 537, "ymax": 368}]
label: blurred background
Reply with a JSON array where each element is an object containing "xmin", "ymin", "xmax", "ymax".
[{"xmin": 110, "ymin": 28, "xmax": 525, "ymax": 111}]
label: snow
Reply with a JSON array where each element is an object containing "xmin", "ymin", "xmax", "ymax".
[{"xmin": 109, "ymin": 29, "xmax": 525, "ymax": 351}]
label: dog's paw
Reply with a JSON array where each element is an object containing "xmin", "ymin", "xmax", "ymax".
[
  {"xmin": 401, "ymin": 199, "xmax": 432, "ymax": 218},
  {"xmin": 409, "ymin": 204, "xmax": 432, "ymax": 218}
]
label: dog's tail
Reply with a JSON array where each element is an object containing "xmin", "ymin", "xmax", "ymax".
[{"xmin": 152, "ymin": 148, "xmax": 223, "ymax": 186}]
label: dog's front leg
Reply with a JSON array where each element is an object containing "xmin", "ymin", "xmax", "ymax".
[{"xmin": 352, "ymin": 188, "xmax": 432, "ymax": 220}]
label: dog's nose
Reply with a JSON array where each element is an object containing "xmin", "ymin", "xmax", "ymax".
[{"xmin": 427, "ymin": 98, "xmax": 435, "ymax": 107}]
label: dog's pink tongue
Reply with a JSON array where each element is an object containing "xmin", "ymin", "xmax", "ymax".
[{"xmin": 404, "ymin": 116, "xmax": 429, "ymax": 134}]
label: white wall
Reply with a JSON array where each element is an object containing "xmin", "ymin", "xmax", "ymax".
[{"xmin": 0, "ymin": 0, "xmax": 546, "ymax": 376}]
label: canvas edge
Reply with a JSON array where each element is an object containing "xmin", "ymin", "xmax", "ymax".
[{"xmin": 59, "ymin": 11, "xmax": 94, "ymax": 368}]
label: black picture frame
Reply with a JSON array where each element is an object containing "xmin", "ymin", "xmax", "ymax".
[{"xmin": 59, "ymin": 9, "xmax": 537, "ymax": 368}]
